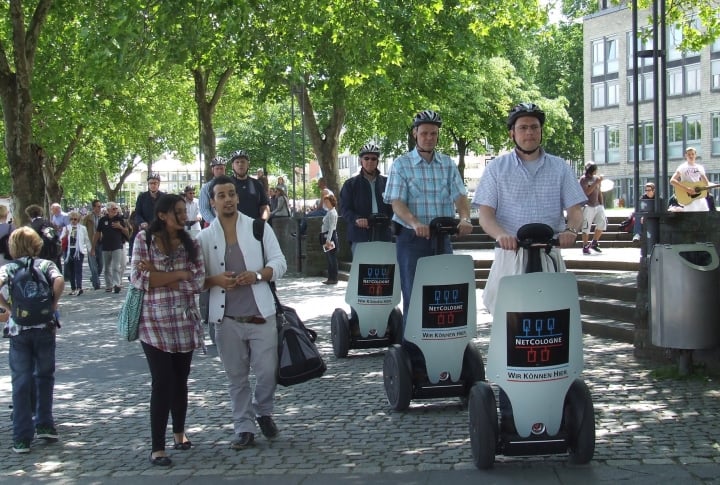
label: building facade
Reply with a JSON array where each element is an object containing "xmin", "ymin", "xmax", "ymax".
[{"xmin": 584, "ymin": 3, "xmax": 720, "ymax": 206}]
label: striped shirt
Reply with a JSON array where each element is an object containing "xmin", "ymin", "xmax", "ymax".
[
  {"xmin": 383, "ymin": 148, "xmax": 467, "ymax": 227},
  {"xmin": 473, "ymin": 149, "xmax": 587, "ymax": 236},
  {"xmin": 131, "ymin": 231, "xmax": 205, "ymax": 353}
]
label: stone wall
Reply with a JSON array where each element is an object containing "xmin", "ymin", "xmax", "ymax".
[{"xmin": 636, "ymin": 211, "xmax": 720, "ymax": 373}]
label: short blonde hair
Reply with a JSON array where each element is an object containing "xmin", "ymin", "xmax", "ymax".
[{"xmin": 8, "ymin": 226, "xmax": 43, "ymax": 259}]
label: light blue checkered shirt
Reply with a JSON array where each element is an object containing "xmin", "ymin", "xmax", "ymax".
[
  {"xmin": 472, "ymin": 149, "xmax": 587, "ymax": 236},
  {"xmin": 383, "ymin": 148, "xmax": 467, "ymax": 227}
]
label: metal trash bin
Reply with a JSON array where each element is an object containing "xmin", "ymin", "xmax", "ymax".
[{"xmin": 650, "ymin": 243, "xmax": 720, "ymax": 349}]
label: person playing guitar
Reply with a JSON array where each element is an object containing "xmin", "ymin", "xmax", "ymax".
[{"xmin": 670, "ymin": 147, "xmax": 711, "ymax": 212}]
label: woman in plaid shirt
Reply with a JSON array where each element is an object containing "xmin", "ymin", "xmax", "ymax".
[{"xmin": 130, "ymin": 194, "xmax": 205, "ymax": 467}]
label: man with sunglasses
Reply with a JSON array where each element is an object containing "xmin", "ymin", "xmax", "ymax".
[
  {"xmin": 339, "ymin": 144, "xmax": 393, "ymax": 255},
  {"xmin": 632, "ymin": 182, "xmax": 655, "ymax": 242}
]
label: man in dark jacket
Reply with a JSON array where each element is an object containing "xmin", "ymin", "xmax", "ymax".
[
  {"xmin": 134, "ymin": 173, "xmax": 165, "ymax": 231},
  {"xmin": 228, "ymin": 150, "xmax": 270, "ymax": 220},
  {"xmin": 339, "ymin": 143, "xmax": 393, "ymax": 255}
]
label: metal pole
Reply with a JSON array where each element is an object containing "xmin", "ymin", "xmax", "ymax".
[
  {"xmin": 301, "ymin": 85, "xmax": 306, "ymax": 207},
  {"xmin": 291, "ymin": 86, "xmax": 296, "ymax": 212}
]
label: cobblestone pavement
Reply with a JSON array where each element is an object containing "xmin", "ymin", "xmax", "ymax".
[{"xmin": 1, "ymin": 272, "xmax": 719, "ymax": 484}]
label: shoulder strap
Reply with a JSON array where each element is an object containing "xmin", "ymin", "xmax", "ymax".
[{"xmin": 252, "ymin": 218, "xmax": 282, "ymax": 309}]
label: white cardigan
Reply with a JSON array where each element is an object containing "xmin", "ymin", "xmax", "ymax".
[
  {"xmin": 197, "ymin": 212, "xmax": 287, "ymax": 323},
  {"xmin": 61, "ymin": 224, "xmax": 92, "ymax": 258}
]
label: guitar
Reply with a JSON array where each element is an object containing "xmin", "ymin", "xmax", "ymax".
[{"xmin": 674, "ymin": 182, "xmax": 720, "ymax": 206}]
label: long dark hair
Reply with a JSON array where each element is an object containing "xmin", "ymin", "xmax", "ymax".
[{"xmin": 146, "ymin": 194, "xmax": 198, "ymax": 263}]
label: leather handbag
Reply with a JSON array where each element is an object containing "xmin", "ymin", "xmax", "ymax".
[{"xmin": 117, "ymin": 286, "xmax": 144, "ymax": 341}]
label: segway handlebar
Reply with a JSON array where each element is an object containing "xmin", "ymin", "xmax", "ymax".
[{"xmin": 429, "ymin": 217, "xmax": 459, "ymax": 236}]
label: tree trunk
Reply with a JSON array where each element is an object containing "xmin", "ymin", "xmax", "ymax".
[
  {"xmin": 0, "ymin": 0, "xmax": 54, "ymax": 225},
  {"xmin": 296, "ymin": 85, "xmax": 344, "ymax": 195},
  {"xmin": 193, "ymin": 67, "xmax": 232, "ymax": 182}
]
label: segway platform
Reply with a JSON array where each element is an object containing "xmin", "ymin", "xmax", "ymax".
[
  {"xmin": 331, "ymin": 240, "xmax": 402, "ymax": 357},
  {"xmin": 470, "ymin": 270, "xmax": 595, "ymax": 468},
  {"xmin": 384, "ymin": 250, "xmax": 484, "ymax": 410}
]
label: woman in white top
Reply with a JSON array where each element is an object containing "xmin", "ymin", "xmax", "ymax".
[
  {"xmin": 60, "ymin": 211, "xmax": 92, "ymax": 295},
  {"xmin": 0, "ymin": 204, "xmax": 14, "ymax": 266},
  {"xmin": 270, "ymin": 187, "xmax": 291, "ymax": 218},
  {"xmin": 320, "ymin": 194, "xmax": 339, "ymax": 284}
]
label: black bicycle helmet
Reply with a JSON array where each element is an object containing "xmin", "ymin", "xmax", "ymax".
[
  {"xmin": 229, "ymin": 149, "xmax": 249, "ymax": 162},
  {"xmin": 412, "ymin": 110, "xmax": 442, "ymax": 128},
  {"xmin": 506, "ymin": 103, "xmax": 546, "ymax": 129},
  {"xmin": 359, "ymin": 143, "xmax": 381, "ymax": 157},
  {"xmin": 147, "ymin": 172, "xmax": 161, "ymax": 182},
  {"xmin": 210, "ymin": 156, "xmax": 226, "ymax": 167}
]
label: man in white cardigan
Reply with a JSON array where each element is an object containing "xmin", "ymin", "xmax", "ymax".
[{"xmin": 197, "ymin": 175, "xmax": 287, "ymax": 450}]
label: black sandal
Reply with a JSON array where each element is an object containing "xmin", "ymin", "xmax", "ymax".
[{"xmin": 173, "ymin": 440, "xmax": 192, "ymax": 450}]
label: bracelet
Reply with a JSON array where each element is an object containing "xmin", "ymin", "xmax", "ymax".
[{"xmin": 461, "ymin": 217, "xmax": 472, "ymax": 224}]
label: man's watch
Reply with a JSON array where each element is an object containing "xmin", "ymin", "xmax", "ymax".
[
  {"xmin": 461, "ymin": 217, "xmax": 472, "ymax": 224},
  {"xmin": 255, "ymin": 271, "xmax": 263, "ymax": 283},
  {"xmin": 565, "ymin": 226, "xmax": 580, "ymax": 235}
]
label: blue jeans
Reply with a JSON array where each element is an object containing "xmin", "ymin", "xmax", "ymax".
[
  {"xmin": 88, "ymin": 242, "xmax": 103, "ymax": 289},
  {"xmin": 9, "ymin": 327, "xmax": 56, "ymax": 443},
  {"xmin": 395, "ymin": 227, "xmax": 452, "ymax": 330}
]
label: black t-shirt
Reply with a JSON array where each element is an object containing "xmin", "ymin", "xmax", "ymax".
[
  {"xmin": 233, "ymin": 176, "xmax": 269, "ymax": 219},
  {"xmin": 97, "ymin": 215, "xmax": 126, "ymax": 251}
]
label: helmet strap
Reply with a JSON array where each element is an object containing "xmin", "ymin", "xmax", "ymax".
[{"xmin": 512, "ymin": 133, "xmax": 543, "ymax": 156}]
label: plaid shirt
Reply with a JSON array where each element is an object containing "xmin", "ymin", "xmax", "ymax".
[
  {"xmin": 130, "ymin": 231, "xmax": 205, "ymax": 353},
  {"xmin": 383, "ymin": 148, "xmax": 467, "ymax": 227}
]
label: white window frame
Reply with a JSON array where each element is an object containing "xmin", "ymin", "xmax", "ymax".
[
  {"xmin": 592, "ymin": 127, "xmax": 606, "ymax": 163},
  {"xmin": 712, "ymin": 113, "xmax": 720, "ymax": 156}
]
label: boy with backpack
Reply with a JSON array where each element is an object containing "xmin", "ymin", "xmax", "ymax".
[
  {"xmin": 0, "ymin": 226, "xmax": 64, "ymax": 454},
  {"xmin": 25, "ymin": 204, "xmax": 62, "ymax": 268}
]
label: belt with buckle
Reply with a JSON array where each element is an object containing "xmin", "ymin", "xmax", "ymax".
[{"xmin": 225, "ymin": 315, "xmax": 266, "ymax": 324}]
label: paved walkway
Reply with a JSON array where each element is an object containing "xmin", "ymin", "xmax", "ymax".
[{"xmin": 1, "ymin": 270, "xmax": 719, "ymax": 484}]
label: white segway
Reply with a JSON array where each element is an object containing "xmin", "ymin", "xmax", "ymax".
[
  {"xmin": 469, "ymin": 223, "xmax": 595, "ymax": 469},
  {"xmin": 331, "ymin": 214, "xmax": 402, "ymax": 358},
  {"xmin": 383, "ymin": 217, "xmax": 485, "ymax": 411}
]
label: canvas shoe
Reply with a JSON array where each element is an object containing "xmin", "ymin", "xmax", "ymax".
[
  {"xmin": 12, "ymin": 440, "xmax": 31, "ymax": 454},
  {"xmin": 632, "ymin": 234, "xmax": 641, "ymax": 242},
  {"xmin": 36, "ymin": 426, "xmax": 59, "ymax": 441},
  {"xmin": 582, "ymin": 245, "xmax": 591, "ymax": 255},
  {"xmin": 591, "ymin": 241, "xmax": 602, "ymax": 253}
]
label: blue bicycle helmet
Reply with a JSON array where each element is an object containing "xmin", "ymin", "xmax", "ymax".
[{"xmin": 506, "ymin": 103, "xmax": 546, "ymax": 129}]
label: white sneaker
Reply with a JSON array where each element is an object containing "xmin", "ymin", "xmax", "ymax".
[{"xmin": 632, "ymin": 234, "xmax": 641, "ymax": 242}]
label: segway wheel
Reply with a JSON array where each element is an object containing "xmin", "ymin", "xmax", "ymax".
[
  {"xmin": 383, "ymin": 345, "xmax": 412, "ymax": 411},
  {"xmin": 460, "ymin": 343, "xmax": 486, "ymax": 406},
  {"xmin": 386, "ymin": 307, "xmax": 403, "ymax": 345},
  {"xmin": 331, "ymin": 308, "xmax": 351, "ymax": 358},
  {"xmin": 564, "ymin": 379, "xmax": 596, "ymax": 464},
  {"xmin": 469, "ymin": 382, "xmax": 498, "ymax": 470}
]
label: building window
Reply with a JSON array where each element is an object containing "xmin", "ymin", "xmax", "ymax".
[
  {"xmin": 592, "ymin": 125, "xmax": 621, "ymax": 164},
  {"xmin": 608, "ymin": 125, "xmax": 621, "ymax": 163},
  {"xmin": 592, "ymin": 83, "xmax": 605, "ymax": 108},
  {"xmin": 667, "ymin": 67, "xmax": 683, "ymax": 96},
  {"xmin": 628, "ymin": 122, "xmax": 655, "ymax": 162},
  {"xmin": 685, "ymin": 64, "xmax": 701, "ymax": 93},
  {"xmin": 592, "ymin": 37, "xmax": 618, "ymax": 76},
  {"xmin": 712, "ymin": 113, "xmax": 720, "ymax": 156},
  {"xmin": 592, "ymin": 127, "xmax": 606, "ymax": 163},
  {"xmin": 667, "ymin": 117, "xmax": 684, "ymax": 159},
  {"xmin": 626, "ymin": 30, "xmax": 654, "ymax": 69},
  {"xmin": 667, "ymin": 115, "xmax": 702, "ymax": 159},
  {"xmin": 607, "ymin": 81, "xmax": 619, "ymax": 106},
  {"xmin": 712, "ymin": 60, "xmax": 720, "ymax": 91}
]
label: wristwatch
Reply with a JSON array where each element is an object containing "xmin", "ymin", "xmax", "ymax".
[
  {"xmin": 565, "ymin": 226, "xmax": 580, "ymax": 235},
  {"xmin": 255, "ymin": 271, "xmax": 263, "ymax": 283},
  {"xmin": 461, "ymin": 217, "xmax": 472, "ymax": 224}
]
